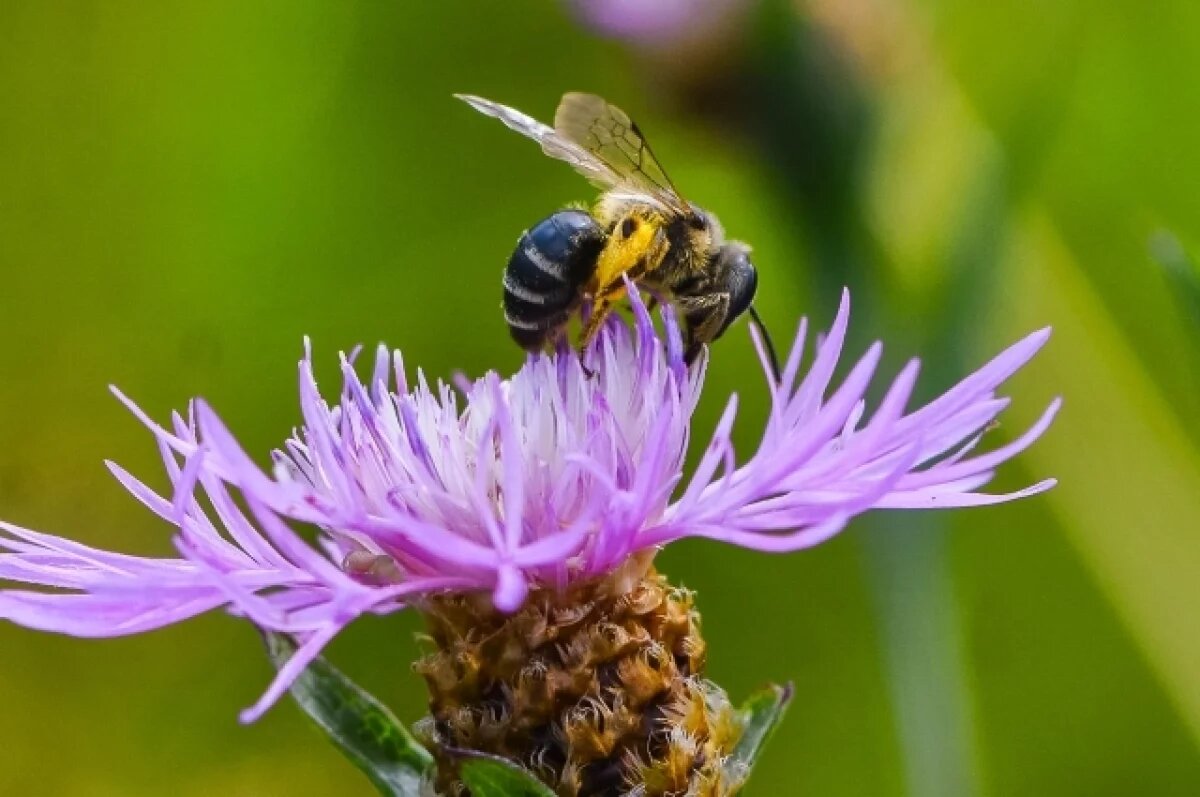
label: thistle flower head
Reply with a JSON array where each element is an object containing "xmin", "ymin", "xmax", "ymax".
[{"xmin": 0, "ymin": 286, "xmax": 1057, "ymax": 735}]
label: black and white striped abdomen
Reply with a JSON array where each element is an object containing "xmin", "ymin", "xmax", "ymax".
[{"xmin": 503, "ymin": 209, "xmax": 605, "ymax": 350}]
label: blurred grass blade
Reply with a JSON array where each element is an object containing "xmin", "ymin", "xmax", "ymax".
[
  {"xmin": 1149, "ymin": 230, "xmax": 1200, "ymax": 332},
  {"xmin": 265, "ymin": 632, "xmax": 432, "ymax": 797},
  {"xmin": 726, "ymin": 683, "xmax": 794, "ymax": 785},
  {"xmin": 456, "ymin": 753, "xmax": 557, "ymax": 797},
  {"xmin": 1004, "ymin": 215, "xmax": 1200, "ymax": 744}
]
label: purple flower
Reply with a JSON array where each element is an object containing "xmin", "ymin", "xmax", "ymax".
[
  {"xmin": 0, "ymin": 288, "xmax": 1058, "ymax": 722},
  {"xmin": 568, "ymin": 0, "xmax": 748, "ymax": 44}
]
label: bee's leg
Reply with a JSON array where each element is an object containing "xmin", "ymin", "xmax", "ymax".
[
  {"xmin": 547, "ymin": 323, "xmax": 572, "ymax": 359},
  {"xmin": 577, "ymin": 280, "xmax": 627, "ymax": 350},
  {"xmin": 576, "ymin": 300, "xmax": 615, "ymax": 376},
  {"xmin": 675, "ymin": 293, "xmax": 730, "ymax": 365}
]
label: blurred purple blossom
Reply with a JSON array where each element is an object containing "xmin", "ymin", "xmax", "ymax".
[
  {"xmin": 0, "ymin": 287, "xmax": 1057, "ymax": 721},
  {"xmin": 569, "ymin": 0, "xmax": 749, "ymax": 44}
]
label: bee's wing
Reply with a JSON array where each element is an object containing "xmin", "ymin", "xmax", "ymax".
[
  {"xmin": 553, "ymin": 92, "xmax": 689, "ymax": 214},
  {"xmin": 456, "ymin": 94, "xmax": 624, "ymax": 191}
]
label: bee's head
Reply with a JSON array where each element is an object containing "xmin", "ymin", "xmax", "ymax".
[{"xmin": 712, "ymin": 242, "xmax": 757, "ymax": 338}]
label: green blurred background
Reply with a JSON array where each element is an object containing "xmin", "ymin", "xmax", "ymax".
[{"xmin": 2, "ymin": 1, "xmax": 1198, "ymax": 795}]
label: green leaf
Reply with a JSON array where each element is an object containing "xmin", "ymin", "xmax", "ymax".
[
  {"xmin": 456, "ymin": 753, "xmax": 558, "ymax": 797},
  {"xmin": 726, "ymin": 683, "xmax": 794, "ymax": 786},
  {"xmin": 264, "ymin": 632, "xmax": 433, "ymax": 797}
]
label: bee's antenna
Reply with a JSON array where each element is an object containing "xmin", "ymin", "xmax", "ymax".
[{"xmin": 748, "ymin": 305, "xmax": 782, "ymax": 384}]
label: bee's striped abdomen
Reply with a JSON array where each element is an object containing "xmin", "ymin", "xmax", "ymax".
[{"xmin": 503, "ymin": 210, "xmax": 604, "ymax": 350}]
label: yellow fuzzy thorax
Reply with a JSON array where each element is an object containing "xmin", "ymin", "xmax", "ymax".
[
  {"xmin": 413, "ymin": 559, "xmax": 743, "ymax": 796},
  {"xmin": 590, "ymin": 194, "xmax": 717, "ymax": 287}
]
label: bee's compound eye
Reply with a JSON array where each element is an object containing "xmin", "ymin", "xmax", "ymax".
[{"xmin": 620, "ymin": 217, "xmax": 638, "ymax": 238}]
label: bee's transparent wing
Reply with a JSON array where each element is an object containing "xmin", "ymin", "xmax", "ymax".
[
  {"xmin": 456, "ymin": 94, "xmax": 623, "ymax": 191},
  {"xmin": 553, "ymin": 92, "xmax": 688, "ymax": 213}
]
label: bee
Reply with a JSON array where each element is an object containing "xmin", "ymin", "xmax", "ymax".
[{"xmin": 457, "ymin": 92, "xmax": 779, "ymax": 374}]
